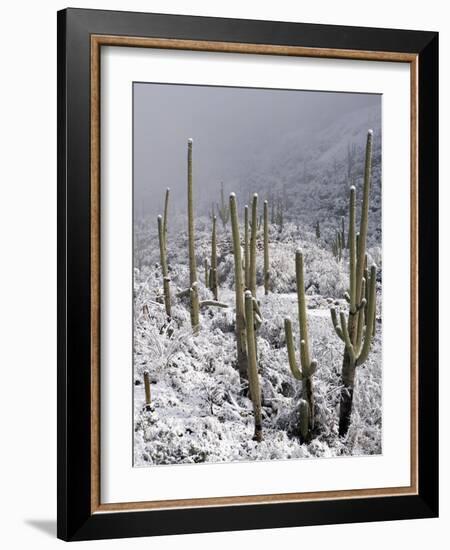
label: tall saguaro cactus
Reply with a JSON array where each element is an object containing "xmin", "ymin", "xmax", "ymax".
[
  {"xmin": 210, "ymin": 215, "xmax": 218, "ymax": 300},
  {"xmin": 229, "ymin": 193, "xmax": 248, "ymax": 381},
  {"xmin": 245, "ymin": 290, "xmax": 263, "ymax": 442},
  {"xmin": 284, "ymin": 250, "xmax": 318, "ymax": 442},
  {"xmin": 187, "ymin": 138, "xmax": 199, "ymax": 332},
  {"xmin": 217, "ymin": 181, "xmax": 230, "ymax": 229},
  {"xmin": 263, "ymin": 200, "xmax": 270, "ymax": 295},
  {"xmin": 157, "ymin": 215, "xmax": 171, "ymax": 318},
  {"xmin": 187, "ymin": 139, "xmax": 197, "ymax": 286},
  {"xmin": 330, "ymin": 130, "xmax": 377, "ymax": 436},
  {"xmin": 163, "ymin": 188, "xmax": 170, "ymax": 250},
  {"xmin": 249, "ymin": 193, "xmax": 258, "ymax": 297},
  {"xmin": 244, "ymin": 204, "xmax": 250, "ymax": 289}
]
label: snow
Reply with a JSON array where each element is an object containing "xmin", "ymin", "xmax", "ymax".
[{"xmin": 133, "ymin": 218, "xmax": 382, "ymax": 467}]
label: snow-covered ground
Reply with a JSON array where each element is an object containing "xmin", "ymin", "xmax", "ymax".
[{"xmin": 133, "ymin": 219, "xmax": 382, "ymax": 467}]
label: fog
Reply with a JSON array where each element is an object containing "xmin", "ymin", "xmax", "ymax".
[{"xmin": 133, "ymin": 83, "xmax": 379, "ymax": 219}]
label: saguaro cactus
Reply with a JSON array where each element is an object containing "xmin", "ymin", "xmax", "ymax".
[
  {"xmin": 249, "ymin": 193, "xmax": 258, "ymax": 297},
  {"xmin": 204, "ymin": 258, "xmax": 209, "ymax": 287},
  {"xmin": 187, "ymin": 138, "xmax": 199, "ymax": 331},
  {"xmin": 245, "ymin": 290, "xmax": 263, "ymax": 442},
  {"xmin": 217, "ymin": 181, "xmax": 230, "ymax": 229},
  {"xmin": 284, "ymin": 250, "xmax": 318, "ymax": 442},
  {"xmin": 276, "ymin": 196, "xmax": 284, "ymax": 232},
  {"xmin": 244, "ymin": 205, "xmax": 250, "ymax": 289},
  {"xmin": 341, "ymin": 215, "xmax": 346, "ymax": 249},
  {"xmin": 143, "ymin": 370, "xmax": 152, "ymax": 411},
  {"xmin": 315, "ymin": 220, "xmax": 320, "ymax": 239},
  {"xmin": 330, "ymin": 130, "xmax": 377, "ymax": 436},
  {"xmin": 157, "ymin": 215, "xmax": 171, "ymax": 318},
  {"xmin": 187, "ymin": 139, "xmax": 197, "ymax": 287},
  {"xmin": 210, "ymin": 215, "xmax": 218, "ymax": 300},
  {"xmin": 163, "ymin": 188, "xmax": 170, "ymax": 249},
  {"xmin": 229, "ymin": 193, "xmax": 248, "ymax": 381},
  {"xmin": 189, "ymin": 282, "xmax": 200, "ymax": 334},
  {"xmin": 263, "ymin": 200, "xmax": 270, "ymax": 295}
]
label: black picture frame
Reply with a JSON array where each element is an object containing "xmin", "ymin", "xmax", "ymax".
[{"xmin": 57, "ymin": 7, "xmax": 438, "ymax": 541}]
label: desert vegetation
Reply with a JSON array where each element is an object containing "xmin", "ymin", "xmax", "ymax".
[{"xmin": 133, "ymin": 128, "xmax": 382, "ymax": 466}]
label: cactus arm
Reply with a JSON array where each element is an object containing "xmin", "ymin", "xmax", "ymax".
[
  {"xmin": 250, "ymin": 194, "xmax": 258, "ymax": 296},
  {"xmin": 176, "ymin": 288, "xmax": 190, "ymax": 299},
  {"xmin": 284, "ymin": 319, "xmax": 303, "ymax": 380},
  {"xmin": 263, "ymin": 200, "xmax": 269, "ymax": 295},
  {"xmin": 356, "ymin": 265, "xmax": 377, "ymax": 366},
  {"xmin": 187, "ymin": 138, "xmax": 197, "ymax": 286},
  {"xmin": 340, "ymin": 311, "xmax": 356, "ymax": 364},
  {"xmin": 330, "ymin": 308, "xmax": 344, "ymax": 340},
  {"xmin": 199, "ymin": 300, "xmax": 229, "ymax": 309},
  {"xmin": 245, "ymin": 290, "xmax": 263, "ymax": 442}
]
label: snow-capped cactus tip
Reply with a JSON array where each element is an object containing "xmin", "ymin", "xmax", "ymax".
[
  {"xmin": 157, "ymin": 214, "xmax": 162, "ymax": 220},
  {"xmin": 296, "ymin": 248, "xmax": 303, "ymax": 255},
  {"xmin": 245, "ymin": 290, "xmax": 252, "ymax": 298},
  {"xmin": 253, "ymin": 192, "xmax": 258, "ymax": 198},
  {"xmin": 188, "ymin": 138, "xmax": 193, "ymax": 144},
  {"xmin": 368, "ymin": 129, "xmax": 373, "ymax": 136},
  {"xmin": 264, "ymin": 200, "xmax": 268, "ymax": 205},
  {"xmin": 229, "ymin": 192, "xmax": 236, "ymax": 198},
  {"xmin": 350, "ymin": 185, "xmax": 356, "ymax": 192}
]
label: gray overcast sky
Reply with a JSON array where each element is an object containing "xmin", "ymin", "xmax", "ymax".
[{"xmin": 133, "ymin": 83, "xmax": 379, "ymax": 218}]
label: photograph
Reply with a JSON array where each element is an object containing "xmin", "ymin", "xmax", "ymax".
[{"xmin": 132, "ymin": 83, "xmax": 382, "ymax": 466}]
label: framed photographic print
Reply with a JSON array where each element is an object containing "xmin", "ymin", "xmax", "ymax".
[{"xmin": 57, "ymin": 8, "xmax": 438, "ymax": 541}]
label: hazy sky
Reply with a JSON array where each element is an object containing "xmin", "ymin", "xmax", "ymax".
[{"xmin": 133, "ymin": 83, "xmax": 379, "ymax": 218}]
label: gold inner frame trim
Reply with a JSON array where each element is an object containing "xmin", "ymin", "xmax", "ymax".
[{"xmin": 90, "ymin": 34, "xmax": 419, "ymax": 514}]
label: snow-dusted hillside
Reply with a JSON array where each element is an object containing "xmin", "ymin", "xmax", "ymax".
[
  {"xmin": 232, "ymin": 105, "xmax": 382, "ymax": 248},
  {"xmin": 133, "ymin": 218, "xmax": 382, "ymax": 466}
]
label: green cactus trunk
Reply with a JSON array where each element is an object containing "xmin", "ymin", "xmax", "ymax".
[
  {"xmin": 163, "ymin": 187, "xmax": 170, "ymax": 253},
  {"xmin": 157, "ymin": 215, "xmax": 171, "ymax": 318},
  {"xmin": 245, "ymin": 290, "xmax": 263, "ymax": 442},
  {"xmin": 204, "ymin": 258, "xmax": 209, "ymax": 287},
  {"xmin": 250, "ymin": 194, "xmax": 258, "ymax": 297},
  {"xmin": 284, "ymin": 250, "xmax": 318, "ymax": 442},
  {"xmin": 143, "ymin": 370, "xmax": 151, "ymax": 411},
  {"xmin": 187, "ymin": 139, "xmax": 200, "ymax": 332},
  {"xmin": 229, "ymin": 193, "xmax": 248, "ymax": 381},
  {"xmin": 244, "ymin": 204, "xmax": 250, "ymax": 289},
  {"xmin": 330, "ymin": 130, "xmax": 377, "ymax": 436},
  {"xmin": 217, "ymin": 181, "xmax": 230, "ymax": 229},
  {"xmin": 263, "ymin": 200, "xmax": 269, "ymax": 295},
  {"xmin": 189, "ymin": 282, "xmax": 200, "ymax": 334},
  {"xmin": 187, "ymin": 138, "xmax": 197, "ymax": 287},
  {"xmin": 210, "ymin": 215, "xmax": 218, "ymax": 300}
]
